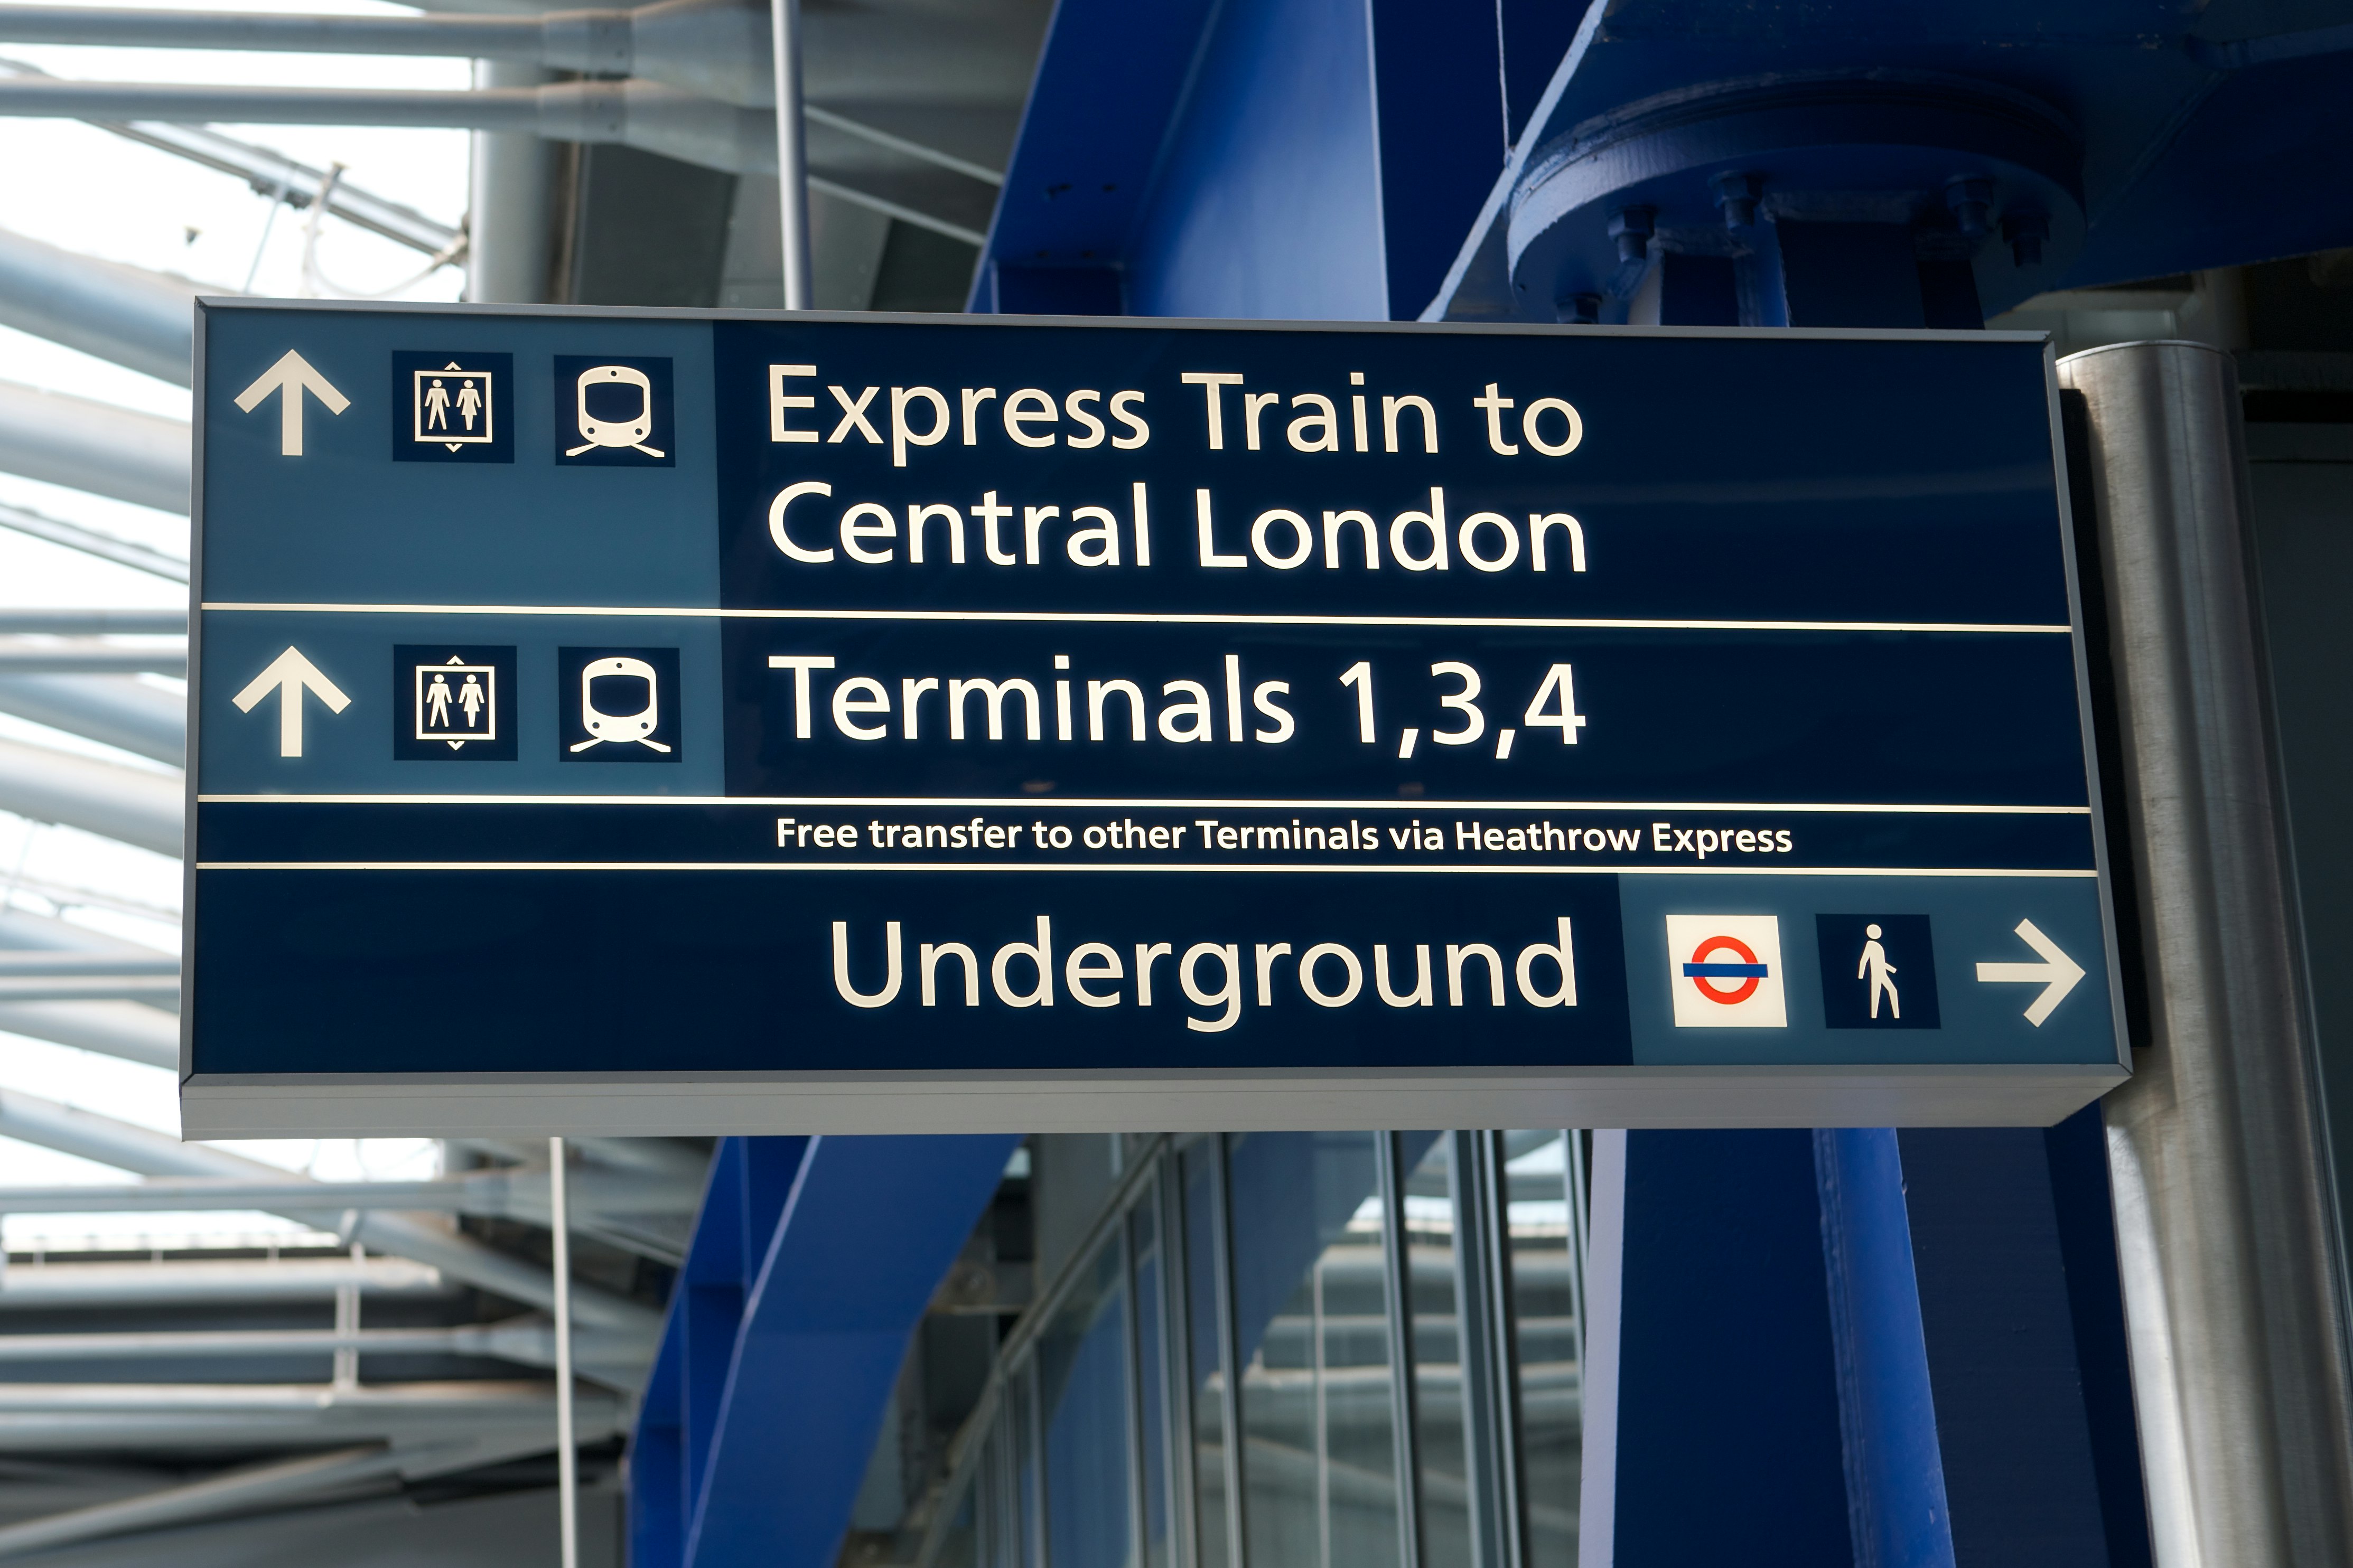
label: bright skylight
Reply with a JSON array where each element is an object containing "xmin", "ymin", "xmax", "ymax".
[{"xmin": 0, "ymin": 0, "xmax": 471, "ymax": 1248}]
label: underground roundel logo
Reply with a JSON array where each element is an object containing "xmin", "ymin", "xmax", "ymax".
[{"xmin": 1665, "ymin": 914, "xmax": 1788, "ymax": 1028}]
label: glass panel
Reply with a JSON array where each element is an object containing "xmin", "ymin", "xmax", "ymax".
[
  {"xmin": 985, "ymin": 1407, "xmax": 1015, "ymax": 1568},
  {"xmin": 1183, "ymin": 1139, "xmax": 1230, "ymax": 1568},
  {"xmin": 1040, "ymin": 1240, "xmax": 1135, "ymax": 1568},
  {"xmin": 1404, "ymin": 1132, "xmax": 1474, "ymax": 1568},
  {"xmin": 1506, "ymin": 1132, "xmax": 1584, "ymax": 1568},
  {"xmin": 1013, "ymin": 1363, "xmax": 1041, "ymax": 1568},
  {"xmin": 939, "ymin": 1476, "xmax": 981, "ymax": 1568},
  {"xmin": 1132, "ymin": 1196, "xmax": 1173, "ymax": 1568},
  {"xmin": 1228, "ymin": 1130, "xmax": 1402, "ymax": 1568}
]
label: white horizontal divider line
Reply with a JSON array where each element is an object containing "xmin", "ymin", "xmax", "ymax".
[
  {"xmin": 197, "ymin": 602, "xmax": 2076, "ymax": 635},
  {"xmin": 193, "ymin": 794, "xmax": 2095, "ymax": 813},
  {"xmin": 194, "ymin": 860, "xmax": 2101, "ymax": 878}
]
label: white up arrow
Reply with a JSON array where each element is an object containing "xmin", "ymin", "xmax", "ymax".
[
  {"xmin": 233, "ymin": 350, "xmax": 350, "ymax": 456},
  {"xmin": 1975, "ymin": 918, "xmax": 2086, "ymax": 1027},
  {"xmin": 232, "ymin": 646, "xmax": 351, "ymax": 758}
]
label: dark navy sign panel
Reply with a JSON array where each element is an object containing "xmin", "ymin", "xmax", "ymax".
[
  {"xmin": 717, "ymin": 620, "xmax": 2091, "ymax": 805},
  {"xmin": 184, "ymin": 300, "xmax": 2129, "ymax": 1137},
  {"xmin": 191, "ymin": 870, "xmax": 1630, "ymax": 1074},
  {"xmin": 710, "ymin": 324, "xmax": 2074, "ymax": 625},
  {"xmin": 192, "ymin": 801, "xmax": 2099, "ymax": 872}
]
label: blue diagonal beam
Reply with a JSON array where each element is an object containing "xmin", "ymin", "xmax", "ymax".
[{"xmin": 682, "ymin": 1132, "xmax": 1020, "ymax": 1568}]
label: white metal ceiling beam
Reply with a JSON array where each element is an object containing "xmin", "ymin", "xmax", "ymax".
[
  {"xmin": 0, "ymin": 1255, "xmax": 446, "ymax": 1306},
  {"xmin": 0, "ymin": 610, "xmax": 183, "ymax": 635},
  {"xmin": 0, "ymin": 380, "xmax": 186, "ymax": 515},
  {"xmin": 0, "ymin": 1000, "xmax": 178, "ymax": 1067},
  {"xmin": 0, "ymin": 1089, "xmax": 664, "ymax": 1338},
  {"xmin": 0, "ymin": 1166, "xmax": 702, "ymax": 1217},
  {"xmin": 0, "ymin": 1443, "xmax": 405, "ymax": 1561},
  {"xmin": 0, "ymin": 501, "xmax": 187, "ymax": 581},
  {"xmin": 0, "ymin": 675, "xmax": 184, "ymax": 766},
  {"xmin": 0, "ymin": 736, "xmax": 181, "ymax": 857},
  {"xmin": 0, "ymin": 0, "xmax": 773, "ymax": 107},
  {"xmin": 0, "ymin": 222, "xmax": 197, "ymax": 387},
  {"xmin": 0, "ymin": 60, "xmax": 461, "ymax": 257},
  {"xmin": 0, "ymin": 641, "xmax": 185, "ymax": 675},
  {"xmin": 0, "ymin": 1318, "xmax": 643, "ymax": 1365},
  {"xmin": 0, "ymin": 1379, "xmax": 625, "ymax": 1450}
]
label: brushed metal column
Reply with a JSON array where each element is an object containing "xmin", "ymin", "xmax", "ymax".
[
  {"xmin": 2061, "ymin": 340, "xmax": 2353, "ymax": 1567},
  {"xmin": 464, "ymin": 60, "xmax": 552, "ymax": 304}
]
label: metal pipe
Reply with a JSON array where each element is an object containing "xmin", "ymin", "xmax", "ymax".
[
  {"xmin": 0, "ymin": 609, "xmax": 183, "ymax": 635},
  {"xmin": 551, "ymin": 1135, "xmax": 578, "ymax": 1568},
  {"xmin": 564, "ymin": 1135, "xmax": 708, "ymax": 1180},
  {"xmin": 0, "ymin": 1378, "xmax": 625, "ymax": 1451},
  {"xmin": 0, "ymin": 736, "xmax": 182, "ymax": 857},
  {"xmin": 0, "ymin": 1168, "xmax": 697, "ymax": 1216},
  {"xmin": 0, "ymin": 222, "xmax": 197, "ymax": 386},
  {"xmin": 0, "ymin": 640, "xmax": 185, "ymax": 675},
  {"xmin": 0, "ymin": 1001, "xmax": 178, "ymax": 1068},
  {"xmin": 0, "ymin": 675, "xmax": 185, "ymax": 766},
  {"xmin": 465, "ymin": 59, "xmax": 553, "ymax": 304},
  {"xmin": 0, "ymin": 76, "xmax": 775, "ymax": 177},
  {"xmin": 0, "ymin": 977, "xmax": 176, "ymax": 1003},
  {"xmin": 0, "ymin": 1255, "xmax": 447, "ymax": 1306},
  {"xmin": 0, "ymin": 1091, "xmax": 661, "ymax": 1336},
  {"xmin": 0, "ymin": 954, "xmax": 176, "ymax": 977},
  {"xmin": 0, "ymin": 1443, "xmax": 401, "ymax": 1561},
  {"xmin": 0, "ymin": 381, "xmax": 187, "ymax": 514},
  {"xmin": 0, "ymin": 1318, "xmax": 648, "ymax": 1364},
  {"xmin": 0, "ymin": 501, "xmax": 186, "ymax": 581},
  {"xmin": 2060, "ymin": 339, "xmax": 2353, "ymax": 1567},
  {"xmin": 0, "ymin": 61, "xmax": 459, "ymax": 257},
  {"xmin": 770, "ymin": 0, "xmax": 810, "ymax": 306},
  {"xmin": 0, "ymin": 0, "xmax": 774, "ymax": 108}
]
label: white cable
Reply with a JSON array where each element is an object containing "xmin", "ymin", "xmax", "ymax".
[{"xmin": 297, "ymin": 162, "xmax": 465, "ymax": 300}]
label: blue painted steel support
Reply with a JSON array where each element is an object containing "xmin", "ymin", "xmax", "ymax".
[
  {"xmin": 1611, "ymin": 1130, "xmax": 1855, "ymax": 1564},
  {"xmin": 981, "ymin": 0, "xmax": 1523, "ymax": 320},
  {"xmin": 630, "ymin": 1133, "xmax": 1020, "ymax": 1568},
  {"xmin": 1816, "ymin": 1128, "xmax": 1957, "ymax": 1568}
]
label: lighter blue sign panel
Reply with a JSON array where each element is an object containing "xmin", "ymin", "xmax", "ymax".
[{"xmin": 183, "ymin": 302, "xmax": 2127, "ymax": 1137}]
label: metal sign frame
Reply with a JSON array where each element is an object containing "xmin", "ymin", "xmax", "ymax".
[{"xmin": 181, "ymin": 299, "xmax": 2130, "ymax": 1137}]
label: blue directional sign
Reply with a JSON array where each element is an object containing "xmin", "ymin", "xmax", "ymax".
[{"xmin": 184, "ymin": 303, "xmax": 2127, "ymax": 1136}]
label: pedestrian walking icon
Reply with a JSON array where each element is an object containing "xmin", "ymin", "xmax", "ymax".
[
  {"xmin": 1857, "ymin": 924, "xmax": 1900, "ymax": 1019},
  {"xmin": 1816, "ymin": 914, "xmax": 1940, "ymax": 1029}
]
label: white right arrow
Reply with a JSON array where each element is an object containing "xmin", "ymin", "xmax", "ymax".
[
  {"xmin": 232, "ymin": 350, "xmax": 350, "ymax": 456},
  {"xmin": 231, "ymin": 646, "xmax": 351, "ymax": 757},
  {"xmin": 1975, "ymin": 918, "xmax": 2086, "ymax": 1027}
]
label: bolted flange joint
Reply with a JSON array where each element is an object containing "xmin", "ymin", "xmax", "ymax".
[
  {"xmin": 1944, "ymin": 176, "xmax": 1993, "ymax": 238},
  {"xmin": 1607, "ymin": 206, "xmax": 1656, "ymax": 265},
  {"xmin": 1711, "ymin": 171, "xmax": 1766, "ymax": 230},
  {"xmin": 1554, "ymin": 292, "xmax": 1603, "ymax": 325},
  {"xmin": 2003, "ymin": 209, "xmax": 2049, "ymax": 267}
]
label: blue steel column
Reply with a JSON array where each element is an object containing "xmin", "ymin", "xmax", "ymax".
[
  {"xmin": 1779, "ymin": 228, "xmax": 2134, "ymax": 1567},
  {"xmin": 1601, "ymin": 220, "xmax": 2149, "ymax": 1568}
]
